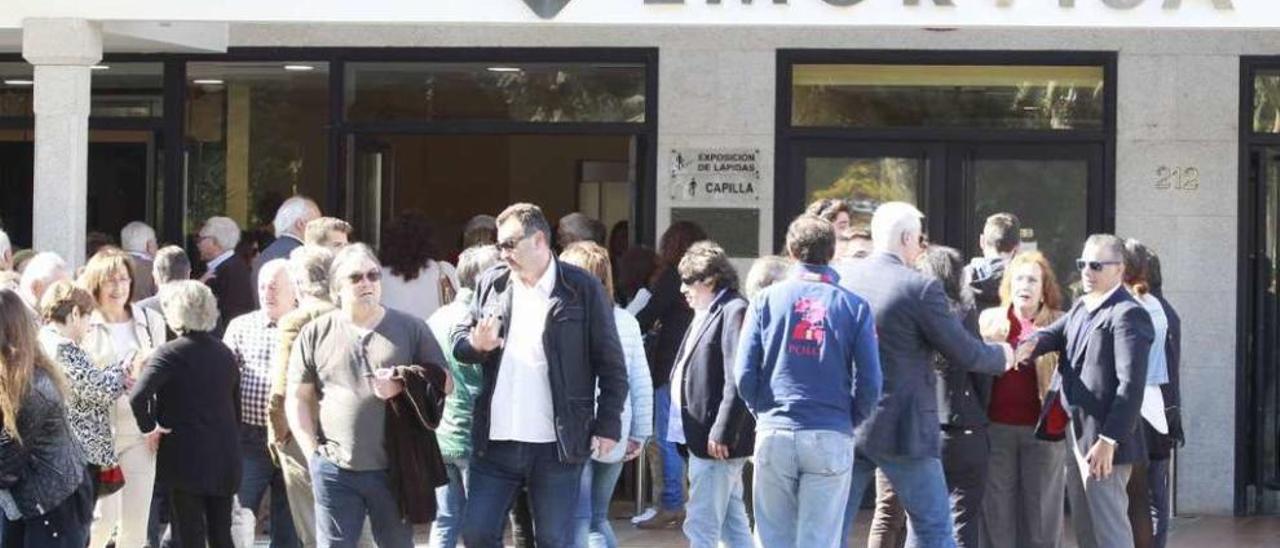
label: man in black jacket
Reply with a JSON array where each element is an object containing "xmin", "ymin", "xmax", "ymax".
[
  {"xmin": 963, "ymin": 212, "xmax": 1021, "ymax": 311},
  {"xmin": 196, "ymin": 216, "xmax": 255, "ymax": 337},
  {"xmin": 451, "ymin": 203, "xmax": 628, "ymax": 548},
  {"xmin": 1019, "ymin": 234, "xmax": 1153, "ymax": 548}
]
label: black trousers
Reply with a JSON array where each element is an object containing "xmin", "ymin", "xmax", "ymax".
[
  {"xmin": 169, "ymin": 489, "xmax": 233, "ymax": 548},
  {"xmin": 1, "ymin": 470, "xmax": 93, "ymax": 548}
]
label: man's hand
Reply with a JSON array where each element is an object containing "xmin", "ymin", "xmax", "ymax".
[
  {"xmin": 144, "ymin": 426, "xmax": 172, "ymax": 453},
  {"xmin": 1015, "ymin": 339, "xmax": 1037, "ymax": 365},
  {"xmin": 1086, "ymin": 439, "xmax": 1116, "ymax": 479},
  {"xmin": 468, "ymin": 316, "xmax": 504, "ymax": 352},
  {"xmin": 442, "ymin": 368, "xmax": 454, "ymax": 396},
  {"xmin": 199, "ymin": 271, "xmax": 216, "ymax": 283},
  {"xmin": 592, "ymin": 436, "xmax": 617, "ymax": 458},
  {"xmin": 707, "ymin": 440, "xmax": 730, "ymax": 460},
  {"xmin": 623, "ymin": 439, "xmax": 644, "ymax": 462},
  {"xmin": 371, "ymin": 369, "xmax": 404, "ymax": 400}
]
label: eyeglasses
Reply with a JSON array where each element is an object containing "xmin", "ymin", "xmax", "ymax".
[
  {"xmin": 346, "ymin": 269, "xmax": 382, "ymax": 284},
  {"xmin": 1075, "ymin": 259, "xmax": 1121, "ymax": 272},
  {"xmin": 496, "ymin": 234, "xmax": 531, "ymax": 252}
]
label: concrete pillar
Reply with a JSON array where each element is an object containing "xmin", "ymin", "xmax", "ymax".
[{"xmin": 21, "ymin": 18, "xmax": 102, "ymax": 270}]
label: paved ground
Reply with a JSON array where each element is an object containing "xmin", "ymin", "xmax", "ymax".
[{"xmin": 257, "ymin": 513, "xmax": 1280, "ymax": 547}]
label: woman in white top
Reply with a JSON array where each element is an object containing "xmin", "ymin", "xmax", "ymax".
[
  {"xmin": 78, "ymin": 247, "xmax": 167, "ymax": 548},
  {"xmin": 560, "ymin": 242, "xmax": 654, "ymax": 548},
  {"xmin": 378, "ymin": 211, "xmax": 460, "ymax": 322}
]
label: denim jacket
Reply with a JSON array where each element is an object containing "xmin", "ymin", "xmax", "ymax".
[{"xmin": 0, "ymin": 369, "xmax": 87, "ymax": 519}]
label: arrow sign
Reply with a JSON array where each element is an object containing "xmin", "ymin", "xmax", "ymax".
[{"xmin": 521, "ymin": 0, "xmax": 573, "ymax": 19}]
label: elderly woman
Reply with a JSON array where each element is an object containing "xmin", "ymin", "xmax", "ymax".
[
  {"xmin": 667, "ymin": 241, "xmax": 753, "ymax": 548},
  {"xmin": 130, "ymin": 281, "xmax": 242, "ymax": 548},
  {"xmin": 0, "ymin": 289, "xmax": 94, "ymax": 546},
  {"xmin": 560, "ymin": 241, "xmax": 654, "ymax": 548},
  {"xmin": 77, "ymin": 247, "xmax": 166, "ymax": 548},
  {"xmin": 37, "ymin": 282, "xmax": 131, "ymax": 499}
]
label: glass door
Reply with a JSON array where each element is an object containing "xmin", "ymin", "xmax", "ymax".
[
  {"xmin": 1244, "ymin": 145, "xmax": 1280, "ymax": 514},
  {"xmin": 346, "ymin": 135, "xmax": 395, "ymax": 250},
  {"xmin": 789, "ymin": 141, "xmax": 945, "ymax": 236}
]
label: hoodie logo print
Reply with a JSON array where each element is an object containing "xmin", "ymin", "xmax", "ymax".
[{"xmin": 788, "ymin": 297, "xmax": 827, "ymax": 357}]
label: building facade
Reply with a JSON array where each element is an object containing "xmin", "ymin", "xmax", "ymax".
[{"xmin": 3, "ymin": 0, "xmax": 1279, "ymax": 517}]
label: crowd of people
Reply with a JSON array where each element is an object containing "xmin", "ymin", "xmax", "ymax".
[{"xmin": 0, "ymin": 193, "xmax": 1184, "ymax": 548}]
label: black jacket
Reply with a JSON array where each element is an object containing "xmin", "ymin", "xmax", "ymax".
[
  {"xmin": 206, "ymin": 256, "xmax": 256, "ymax": 337},
  {"xmin": 963, "ymin": 256, "xmax": 1008, "ymax": 312},
  {"xmin": 385, "ymin": 365, "xmax": 449, "ymax": 524},
  {"xmin": 130, "ymin": 332, "xmax": 242, "ymax": 495},
  {"xmin": 672, "ymin": 290, "xmax": 754, "ymax": 460},
  {"xmin": 450, "ymin": 260, "xmax": 629, "ymax": 464},
  {"xmin": 1027, "ymin": 287, "xmax": 1154, "ymax": 465},
  {"xmin": 636, "ymin": 267, "xmax": 694, "ymax": 388},
  {"xmin": 935, "ymin": 305, "xmax": 994, "ymax": 430},
  {"xmin": 0, "ymin": 370, "xmax": 86, "ymax": 519}
]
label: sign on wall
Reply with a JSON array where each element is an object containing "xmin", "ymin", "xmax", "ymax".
[{"xmin": 669, "ymin": 148, "xmax": 761, "ymax": 203}]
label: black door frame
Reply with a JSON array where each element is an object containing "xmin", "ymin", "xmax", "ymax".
[
  {"xmin": 775, "ymin": 49, "xmax": 1117, "ymax": 252},
  {"xmin": 1, "ymin": 47, "xmax": 659, "ymax": 247}
]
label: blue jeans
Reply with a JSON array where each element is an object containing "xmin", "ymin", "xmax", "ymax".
[
  {"xmin": 429, "ymin": 457, "xmax": 469, "ymax": 548},
  {"xmin": 842, "ymin": 453, "xmax": 955, "ymax": 548},
  {"xmin": 652, "ymin": 384, "xmax": 685, "ymax": 511},
  {"xmin": 573, "ymin": 460, "xmax": 625, "ymax": 548},
  {"xmin": 309, "ymin": 456, "xmax": 414, "ymax": 548},
  {"xmin": 684, "ymin": 456, "xmax": 752, "ymax": 548},
  {"xmin": 753, "ymin": 429, "xmax": 854, "ymax": 548},
  {"xmin": 460, "ymin": 441, "xmax": 583, "ymax": 548},
  {"xmin": 239, "ymin": 425, "xmax": 299, "ymax": 547}
]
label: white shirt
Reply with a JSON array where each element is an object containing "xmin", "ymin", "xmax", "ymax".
[
  {"xmin": 667, "ymin": 305, "xmax": 711, "ymax": 445},
  {"xmin": 207, "ymin": 250, "xmax": 235, "ymax": 273},
  {"xmin": 105, "ymin": 321, "xmax": 140, "ymax": 362},
  {"xmin": 380, "ymin": 261, "xmax": 460, "ymax": 322},
  {"xmin": 489, "ymin": 261, "xmax": 558, "ymax": 443}
]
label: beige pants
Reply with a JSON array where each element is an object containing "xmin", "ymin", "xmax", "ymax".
[
  {"xmin": 91, "ymin": 439, "xmax": 156, "ymax": 548},
  {"xmin": 273, "ymin": 437, "xmax": 318, "ymax": 548}
]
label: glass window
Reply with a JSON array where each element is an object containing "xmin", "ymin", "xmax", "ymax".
[
  {"xmin": 345, "ymin": 62, "xmax": 646, "ymax": 123},
  {"xmin": 0, "ymin": 62, "xmax": 164, "ymax": 118},
  {"xmin": 1253, "ymin": 71, "xmax": 1280, "ymax": 133},
  {"xmin": 805, "ymin": 156, "xmax": 922, "ymax": 228},
  {"xmin": 792, "ymin": 64, "xmax": 1105, "ymax": 130},
  {"xmin": 185, "ymin": 62, "xmax": 329, "ymax": 235}
]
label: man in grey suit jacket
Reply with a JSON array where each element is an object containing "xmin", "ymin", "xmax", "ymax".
[
  {"xmin": 837, "ymin": 202, "xmax": 1013, "ymax": 548},
  {"xmin": 1019, "ymin": 234, "xmax": 1153, "ymax": 548}
]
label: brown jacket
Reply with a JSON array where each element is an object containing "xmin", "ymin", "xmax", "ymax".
[
  {"xmin": 979, "ymin": 304, "xmax": 1064, "ymax": 403},
  {"xmin": 267, "ymin": 300, "xmax": 336, "ymax": 443},
  {"xmin": 385, "ymin": 364, "xmax": 449, "ymax": 524}
]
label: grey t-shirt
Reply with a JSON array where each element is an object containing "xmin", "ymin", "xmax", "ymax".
[{"xmin": 287, "ymin": 307, "xmax": 446, "ymax": 471}]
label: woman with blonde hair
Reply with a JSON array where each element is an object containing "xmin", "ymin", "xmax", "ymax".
[
  {"xmin": 978, "ymin": 251, "xmax": 1067, "ymax": 548},
  {"xmin": 0, "ymin": 289, "xmax": 94, "ymax": 546},
  {"xmin": 77, "ymin": 247, "xmax": 166, "ymax": 548}
]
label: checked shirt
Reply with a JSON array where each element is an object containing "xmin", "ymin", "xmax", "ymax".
[{"xmin": 224, "ymin": 310, "xmax": 280, "ymax": 427}]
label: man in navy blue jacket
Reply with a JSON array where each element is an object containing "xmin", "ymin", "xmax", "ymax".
[{"xmin": 735, "ymin": 214, "xmax": 883, "ymax": 548}]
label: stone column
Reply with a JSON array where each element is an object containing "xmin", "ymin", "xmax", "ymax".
[{"xmin": 22, "ymin": 18, "xmax": 102, "ymax": 270}]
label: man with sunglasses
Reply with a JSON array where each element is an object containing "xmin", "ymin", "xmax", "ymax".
[
  {"xmin": 451, "ymin": 203, "xmax": 628, "ymax": 548},
  {"xmin": 1016, "ymin": 234, "xmax": 1153, "ymax": 548},
  {"xmin": 286, "ymin": 243, "xmax": 451, "ymax": 547},
  {"xmin": 837, "ymin": 201, "xmax": 1015, "ymax": 547}
]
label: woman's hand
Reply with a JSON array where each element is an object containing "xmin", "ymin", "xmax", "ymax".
[{"xmin": 144, "ymin": 426, "xmax": 171, "ymax": 453}]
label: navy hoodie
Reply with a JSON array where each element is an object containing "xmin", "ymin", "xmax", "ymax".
[{"xmin": 734, "ymin": 264, "xmax": 883, "ymax": 434}]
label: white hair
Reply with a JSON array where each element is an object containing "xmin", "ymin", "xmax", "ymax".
[
  {"xmin": 200, "ymin": 217, "xmax": 241, "ymax": 250},
  {"xmin": 870, "ymin": 201, "xmax": 924, "ymax": 253},
  {"xmin": 120, "ymin": 221, "xmax": 157, "ymax": 254},
  {"xmin": 19, "ymin": 252, "xmax": 68, "ymax": 295},
  {"xmin": 288, "ymin": 245, "xmax": 334, "ymax": 300},
  {"xmin": 0, "ymin": 228, "xmax": 10, "ymax": 262},
  {"xmin": 273, "ymin": 196, "xmax": 319, "ymax": 238},
  {"xmin": 258, "ymin": 258, "xmax": 290, "ymax": 289},
  {"xmin": 160, "ymin": 280, "xmax": 220, "ymax": 334}
]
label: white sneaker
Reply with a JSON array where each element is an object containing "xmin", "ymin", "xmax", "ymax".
[{"xmin": 630, "ymin": 507, "xmax": 658, "ymax": 524}]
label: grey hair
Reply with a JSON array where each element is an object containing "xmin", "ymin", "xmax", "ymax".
[
  {"xmin": 152, "ymin": 246, "xmax": 191, "ymax": 285},
  {"xmin": 257, "ymin": 258, "xmax": 291, "ymax": 291},
  {"xmin": 456, "ymin": 245, "xmax": 500, "ymax": 291},
  {"xmin": 1084, "ymin": 234, "xmax": 1126, "ymax": 262},
  {"xmin": 160, "ymin": 280, "xmax": 220, "ymax": 334},
  {"xmin": 119, "ymin": 221, "xmax": 156, "ymax": 254},
  {"xmin": 288, "ymin": 245, "xmax": 334, "ymax": 301},
  {"xmin": 273, "ymin": 196, "xmax": 319, "ymax": 237},
  {"xmin": 870, "ymin": 201, "xmax": 924, "ymax": 253},
  {"xmin": 328, "ymin": 243, "xmax": 379, "ymax": 305},
  {"xmin": 19, "ymin": 252, "xmax": 67, "ymax": 295},
  {"xmin": 200, "ymin": 217, "xmax": 241, "ymax": 250},
  {"xmin": 744, "ymin": 255, "xmax": 791, "ymax": 301},
  {"xmin": 0, "ymin": 228, "xmax": 10, "ymax": 262},
  {"xmin": 557, "ymin": 212, "xmax": 606, "ymax": 247}
]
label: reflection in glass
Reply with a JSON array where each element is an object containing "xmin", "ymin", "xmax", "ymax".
[
  {"xmin": 970, "ymin": 158, "xmax": 1088, "ymax": 287},
  {"xmin": 804, "ymin": 157, "xmax": 921, "ymax": 227},
  {"xmin": 0, "ymin": 62, "xmax": 164, "ymax": 118},
  {"xmin": 1256, "ymin": 146, "xmax": 1280, "ymax": 513},
  {"xmin": 792, "ymin": 64, "xmax": 1105, "ymax": 130},
  {"xmin": 1254, "ymin": 72, "xmax": 1280, "ymax": 133},
  {"xmin": 345, "ymin": 62, "xmax": 646, "ymax": 123},
  {"xmin": 184, "ymin": 62, "xmax": 329, "ymax": 235}
]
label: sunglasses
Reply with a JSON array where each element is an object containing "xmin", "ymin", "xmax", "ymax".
[
  {"xmin": 496, "ymin": 234, "xmax": 531, "ymax": 252},
  {"xmin": 1075, "ymin": 259, "xmax": 1121, "ymax": 272},
  {"xmin": 346, "ymin": 269, "xmax": 382, "ymax": 284}
]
